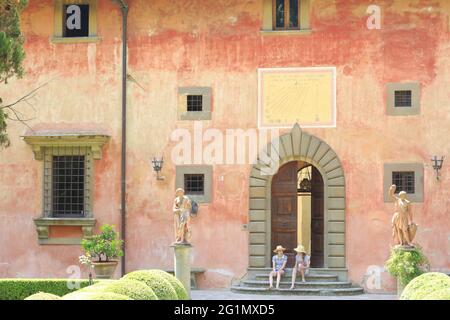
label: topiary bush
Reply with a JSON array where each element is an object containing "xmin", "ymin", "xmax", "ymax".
[
  {"xmin": 123, "ymin": 270, "xmax": 178, "ymax": 300},
  {"xmin": 25, "ymin": 292, "xmax": 61, "ymax": 300},
  {"xmin": 62, "ymin": 291, "xmax": 132, "ymax": 300},
  {"xmin": 423, "ymin": 287, "xmax": 450, "ymax": 300},
  {"xmin": 385, "ymin": 246, "xmax": 429, "ymax": 287},
  {"xmin": 400, "ymin": 272, "xmax": 450, "ymax": 300},
  {"xmin": 148, "ymin": 270, "xmax": 188, "ymax": 300},
  {"xmin": 0, "ymin": 279, "xmax": 93, "ymax": 300},
  {"xmin": 91, "ymin": 279, "xmax": 158, "ymax": 300},
  {"xmin": 77, "ymin": 281, "xmax": 115, "ymax": 293}
]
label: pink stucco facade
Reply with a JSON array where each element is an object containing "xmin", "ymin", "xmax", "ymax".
[{"xmin": 0, "ymin": 0, "xmax": 449, "ymax": 292}]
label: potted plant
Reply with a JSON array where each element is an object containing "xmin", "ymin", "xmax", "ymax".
[
  {"xmin": 385, "ymin": 245, "xmax": 429, "ymax": 296},
  {"xmin": 81, "ymin": 224, "xmax": 124, "ymax": 279}
]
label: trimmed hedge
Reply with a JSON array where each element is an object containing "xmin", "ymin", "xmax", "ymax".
[
  {"xmin": 400, "ymin": 272, "xmax": 450, "ymax": 300},
  {"xmin": 62, "ymin": 291, "xmax": 132, "ymax": 300},
  {"xmin": 0, "ymin": 279, "xmax": 94, "ymax": 300},
  {"xmin": 25, "ymin": 292, "xmax": 61, "ymax": 300},
  {"xmin": 123, "ymin": 270, "xmax": 178, "ymax": 300},
  {"xmin": 423, "ymin": 287, "xmax": 450, "ymax": 300},
  {"xmin": 149, "ymin": 270, "xmax": 188, "ymax": 300},
  {"xmin": 83, "ymin": 279, "xmax": 158, "ymax": 300}
]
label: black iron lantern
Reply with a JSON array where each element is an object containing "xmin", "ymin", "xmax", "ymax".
[
  {"xmin": 431, "ymin": 156, "xmax": 444, "ymax": 180},
  {"xmin": 152, "ymin": 156, "xmax": 165, "ymax": 180}
]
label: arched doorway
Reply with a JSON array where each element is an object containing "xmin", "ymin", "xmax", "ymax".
[
  {"xmin": 271, "ymin": 161, "xmax": 324, "ymax": 268},
  {"xmin": 248, "ymin": 124, "xmax": 347, "ymax": 278}
]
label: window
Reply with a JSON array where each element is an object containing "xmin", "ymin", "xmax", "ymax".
[
  {"xmin": 392, "ymin": 171, "xmax": 415, "ymax": 194},
  {"xmin": 262, "ymin": 0, "xmax": 310, "ymax": 33},
  {"xmin": 44, "ymin": 147, "xmax": 92, "ymax": 218},
  {"xmin": 184, "ymin": 174, "xmax": 205, "ymax": 195},
  {"xmin": 394, "ymin": 90, "xmax": 412, "ymax": 107},
  {"xmin": 51, "ymin": 155, "xmax": 86, "ymax": 217},
  {"xmin": 383, "ymin": 163, "xmax": 424, "ymax": 202},
  {"xmin": 52, "ymin": 0, "xmax": 99, "ymax": 43},
  {"xmin": 386, "ymin": 83, "xmax": 420, "ymax": 116},
  {"xmin": 187, "ymin": 95, "xmax": 203, "ymax": 112},
  {"xmin": 178, "ymin": 87, "xmax": 212, "ymax": 120},
  {"xmin": 176, "ymin": 165, "xmax": 213, "ymax": 203},
  {"xmin": 24, "ymin": 131, "xmax": 110, "ymax": 245},
  {"xmin": 273, "ymin": 0, "xmax": 300, "ymax": 30},
  {"xmin": 63, "ymin": 4, "xmax": 90, "ymax": 38}
]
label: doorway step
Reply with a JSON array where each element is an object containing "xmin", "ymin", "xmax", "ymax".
[{"xmin": 231, "ymin": 268, "xmax": 364, "ymax": 296}]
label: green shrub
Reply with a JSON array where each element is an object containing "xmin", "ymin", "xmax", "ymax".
[
  {"xmin": 81, "ymin": 224, "xmax": 124, "ymax": 262},
  {"xmin": 62, "ymin": 291, "xmax": 132, "ymax": 300},
  {"xmin": 400, "ymin": 272, "xmax": 450, "ymax": 300},
  {"xmin": 148, "ymin": 270, "xmax": 188, "ymax": 300},
  {"xmin": 385, "ymin": 246, "xmax": 429, "ymax": 287},
  {"xmin": 90, "ymin": 279, "xmax": 158, "ymax": 300},
  {"xmin": 78, "ymin": 281, "xmax": 115, "ymax": 293},
  {"xmin": 25, "ymin": 292, "xmax": 61, "ymax": 300},
  {"xmin": 123, "ymin": 270, "xmax": 178, "ymax": 300},
  {"xmin": 0, "ymin": 279, "xmax": 93, "ymax": 300},
  {"xmin": 423, "ymin": 287, "xmax": 450, "ymax": 300}
]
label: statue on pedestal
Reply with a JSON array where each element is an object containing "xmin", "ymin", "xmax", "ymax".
[
  {"xmin": 389, "ymin": 184, "xmax": 418, "ymax": 247},
  {"xmin": 173, "ymin": 188, "xmax": 192, "ymax": 244}
]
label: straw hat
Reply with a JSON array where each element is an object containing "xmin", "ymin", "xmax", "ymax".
[
  {"xmin": 294, "ymin": 245, "xmax": 307, "ymax": 254},
  {"xmin": 273, "ymin": 245, "xmax": 286, "ymax": 253}
]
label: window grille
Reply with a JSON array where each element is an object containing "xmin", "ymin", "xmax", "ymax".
[
  {"xmin": 184, "ymin": 174, "xmax": 205, "ymax": 195},
  {"xmin": 187, "ymin": 95, "xmax": 203, "ymax": 112},
  {"xmin": 394, "ymin": 90, "xmax": 412, "ymax": 107},
  {"xmin": 392, "ymin": 171, "xmax": 415, "ymax": 194},
  {"xmin": 63, "ymin": 4, "xmax": 90, "ymax": 37},
  {"xmin": 44, "ymin": 146, "xmax": 91, "ymax": 217}
]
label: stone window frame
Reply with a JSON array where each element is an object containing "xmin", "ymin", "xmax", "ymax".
[
  {"xmin": 23, "ymin": 133, "xmax": 110, "ymax": 245},
  {"xmin": 261, "ymin": 0, "xmax": 311, "ymax": 35},
  {"xmin": 52, "ymin": 0, "xmax": 101, "ymax": 44},
  {"xmin": 176, "ymin": 165, "xmax": 213, "ymax": 203},
  {"xmin": 177, "ymin": 87, "xmax": 212, "ymax": 121},
  {"xmin": 383, "ymin": 163, "xmax": 424, "ymax": 203},
  {"xmin": 386, "ymin": 82, "xmax": 421, "ymax": 116}
]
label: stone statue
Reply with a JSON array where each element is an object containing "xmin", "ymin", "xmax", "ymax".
[
  {"xmin": 389, "ymin": 184, "xmax": 418, "ymax": 247},
  {"xmin": 173, "ymin": 188, "xmax": 192, "ymax": 244}
]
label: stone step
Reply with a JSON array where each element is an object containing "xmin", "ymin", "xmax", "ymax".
[
  {"xmin": 241, "ymin": 280, "xmax": 352, "ymax": 289},
  {"xmin": 254, "ymin": 273, "xmax": 339, "ymax": 282},
  {"xmin": 231, "ymin": 286, "xmax": 364, "ymax": 296}
]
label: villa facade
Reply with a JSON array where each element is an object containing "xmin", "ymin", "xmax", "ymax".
[{"xmin": 0, "ymin": 0, "xmax": 449, "ymax": 293}]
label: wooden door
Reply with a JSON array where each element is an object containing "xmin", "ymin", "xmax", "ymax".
[
  {"xmin": 271, "ymin": 161, "xmax": 298, "ymax": 267},
  {"xmin": 310, "ymin": 166, "xmax": 324, "ymax": 267}
]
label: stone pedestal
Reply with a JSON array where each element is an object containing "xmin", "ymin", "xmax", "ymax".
[{"xmin": 171, "ymin": 243, "xmax": 192, "ymax": 299}]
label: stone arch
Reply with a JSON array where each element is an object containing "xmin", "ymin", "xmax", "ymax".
[{"xmin": 248, "ymin": 124, "xmax": 346, "ymax": 271}]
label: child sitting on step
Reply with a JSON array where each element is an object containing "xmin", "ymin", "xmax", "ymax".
[
  {"xmin": 291, "ymin": 245, "xmax": 311, "ymax": 289},
  {"xmin": 269, "ymin": 245, "xmax": 288, "ymax": 290}
]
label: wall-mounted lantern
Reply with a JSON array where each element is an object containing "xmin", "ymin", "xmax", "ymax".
[
  {"xmin": 431, "ymin": 156, "xmax": 444, "ymax": 181},
  {"xmin": 152, "ymin": 156, "xmax": 165, "ymax": 181}
]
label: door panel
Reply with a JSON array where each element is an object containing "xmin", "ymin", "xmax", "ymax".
[
  {"xmin": 271, "ymin": 161, "xmax": 298, "ymax": 267},
  {"xmin": 310, "ymin": 166, "xmax": 324, "ymax": 267}
]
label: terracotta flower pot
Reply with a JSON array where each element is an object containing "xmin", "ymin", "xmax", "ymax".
[{"xmin": 92, "ymin": 261, "xmax": 119, "ymax": 279}]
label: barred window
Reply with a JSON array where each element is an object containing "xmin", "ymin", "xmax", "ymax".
[
  {"xmin": 392, "ymin": 171, "xmax": 415, "ymax": 194},
  {"xmin": 52, "ymin": 156, "xmax": 86, "ymax": 217},
  {"xmin": 63, "ymin": 4, "xmax": 90, "ymax": 38},
  {"xmin": 394, "ymin": 90, "xmax": 412, "ymax": 107},
  {"xmin": 273, "ymin": 0, "xmax": 300, "ymax": 30},
  {"xmin": 43, "ymin": 146, "xmax": 92, "ymax": 218},
  {"xmin": 187, "ymin": 95, "xmax": 203, "ymax": 112},
  {"xmin": 184, "ymin": 174, "xmax": 205, "ymax": 195}
]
